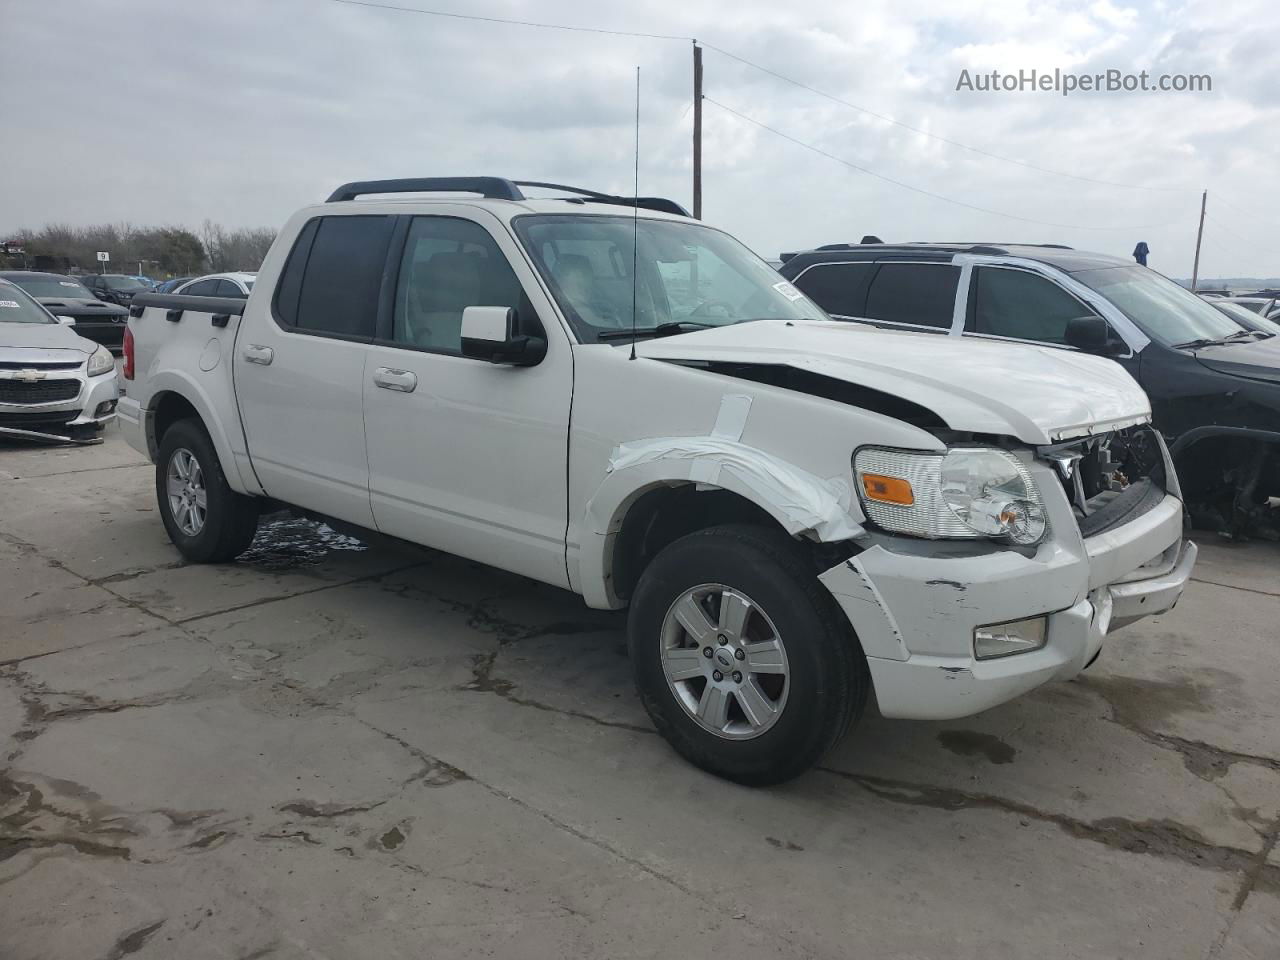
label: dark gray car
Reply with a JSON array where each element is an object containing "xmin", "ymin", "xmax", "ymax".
[{"xmin": 0, "ymin": 271, "xmax": 129, "ymax": 350}]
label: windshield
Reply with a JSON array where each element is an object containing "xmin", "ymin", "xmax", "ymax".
[
  {"xmin": 0, "ymin": 283, "xmax": 55, "ymax": 323},
  {"xmin": 515, "ymin": 215, "xmax": 819, "ymax": 343},
  {"xmin": 244, "ymin": 278, "xmax": 255, "ymax": 290},
  {"xmin": 1074, "ymin": 265, "xmax": 1244, "ymax": 346},
  {"xmin": 1230, "ymin": 299, "xmax": 1267, "ymax": 314},
  {"xmin": 105, "ymin": 276, "xmax": 149, "ymax": 291},
  {"xmin": 1216, "ymin": 301, "xmax": 1280, "ymax": 335},
  {"xmin": 7, "ymin": 275, "xmax": 95, "ymax": 299}
]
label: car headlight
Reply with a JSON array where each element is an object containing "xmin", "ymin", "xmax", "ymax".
[
  {"xmin": 86, "ymin": 344, "xmax": 114, "ymax": 377},
  {"xmin": 854, "ymin": 446, "xmax": 1047, "ymax": 545}
]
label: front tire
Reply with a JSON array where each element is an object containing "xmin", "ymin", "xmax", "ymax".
[
  {"xmin": 156, "ymin": 418, "xmax": 259, "ymax": 562},
  {"xmin": 628, "ymin": 524, "xmax": 868, "ymax": 785}
]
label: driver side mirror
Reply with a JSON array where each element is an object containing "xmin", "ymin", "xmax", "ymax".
[
  {"xmin": 1065, "ymin": 316, "xmax": 1125, "ymax": 357},
  {"xmin": 460, "ymin": 306, "xmax": 547, "ymax": 366}
]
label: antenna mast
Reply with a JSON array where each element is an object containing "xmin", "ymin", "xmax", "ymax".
[{"xmin": 630, "ymin": 66, "xmax": 640, "ymax": 361}]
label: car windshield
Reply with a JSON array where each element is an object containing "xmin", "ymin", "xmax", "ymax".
[
  {"xmin": 105, "ymin": 276, "xmax": 148, "ymax": 291},
  {"xmin": 7, "ymin": 275, "xmax": 95, "ymax": 299},
  {"xmin": 243, "ymin": 278, "xmax": 254, "ymax": 290},
  {"xmin": 0, "ymin": 283, "xmax": 55, "ymax": 323},
  {"xmin": 1230, "ymin": 300, "xmax": 1267, "ymax": 314},
  {"xmin": 1074, "ymin": 265, "xmax": 1246, "ymax": 347},
  {"xmin": 515, "ymin": 215, "xmax": 820, "ymax": 343},
  {"xmin": 1217, "ymin": 301, "xmax": 1280, "ymax": 335}
]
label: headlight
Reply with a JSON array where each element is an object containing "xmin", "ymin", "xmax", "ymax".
[
  {"xmin": 854, "ymin": 446, "xmax": 1047, "ymax": 545},
  {"xmin": 86, "ymin": 344, "xmax": 114, "ymax": 377}
]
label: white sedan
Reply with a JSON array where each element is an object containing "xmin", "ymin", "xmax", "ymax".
[
  {"xmin": 176, "ymin": 272, "xmax": 256, "ymax": 299},
  {"xmin": 0, "ymin": 278, "xmax": 119, "ymax": 444}
]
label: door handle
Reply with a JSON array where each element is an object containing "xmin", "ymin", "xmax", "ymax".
[
  {"xmin": 243, "ymin": 344, "xmax": 274, "ymax": 365},
  {"xmin": 373, "ymin": 367, "xmax": 417, "ymax": 393}
]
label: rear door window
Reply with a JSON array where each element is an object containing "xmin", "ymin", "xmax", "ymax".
[
  {"xmin": 791, "ymin": 262, "xmax": 874, "ymax": 317},
  {"xmin": 966, "ymin": 267, "xmax": 1098, "ymax": 344},
  {"xmin": 863, "ymin": 263, "xmax": 960, "ymax": 329},
  {"xmin": 276, "ymin": 215, "xmax": 394, "ymax": 339}
]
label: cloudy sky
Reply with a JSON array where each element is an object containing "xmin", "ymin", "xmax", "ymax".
[{"xmin": 4, "ymin": 0, "xmax": 1277, "ymax": 278}]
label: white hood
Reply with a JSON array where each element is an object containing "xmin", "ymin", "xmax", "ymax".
[
  {"xmin": 0, "ymin": 320, "xmax": 94, "ymax": 354},
  {"xmin": 636, "ymin": 319, "xmax": 1150, "ymax": 444}
]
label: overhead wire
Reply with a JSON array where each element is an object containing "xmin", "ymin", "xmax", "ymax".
[
  {"xmin": 325, "ymin": 0, "xmax": 1198, "ymax": 231},
  {"xmin": 704, "ymin": 98, "xmax": 1182, "ymax": 232}
]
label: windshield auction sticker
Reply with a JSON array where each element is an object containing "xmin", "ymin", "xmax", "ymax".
[
  {"xmin": 0, "ymin": 300, "xmax": 21, "ymax": 308},
  {"xmin": 773, "ymin": 281, "xmax": 804, "ymax": 302}
]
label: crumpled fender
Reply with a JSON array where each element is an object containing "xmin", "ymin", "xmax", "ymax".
[{"xmin": 576, "ymin": 394, "xmax": 865, "ymax": 608}]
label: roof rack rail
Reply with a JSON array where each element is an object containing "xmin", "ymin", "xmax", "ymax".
[
  {"xmin": 326, "ymin": 177, "xmax": 525, "ymax": 202},
  {"xmin": 325, "ymin": 178, "xmax": 691, "ymax": 217},
  {"xmin": 514, "ymin": 181, "xmax": 690, "ymax": 217}
]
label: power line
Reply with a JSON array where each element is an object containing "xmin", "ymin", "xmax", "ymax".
[
  {"xmin": 1203, "ymin": 190, "xmax": 1274, "ymax": 238},
  {"xmin": 326, "ymin": 0, "xmax": 1193, "ymax": 200},
  {"xmin": 700, "ymin": 43, "xmax": 1190, "ymax": 194},
  {"xmin": 328, "ymin": 0, "xmax": 692, "ymax": 41},
  {"xmin": 705, "ymin": 97, "xmax": 1181, "ymax": 232},
  {"xmin": 1203, "ymin": 215, "xmax": 1275, "ymax": 263}
]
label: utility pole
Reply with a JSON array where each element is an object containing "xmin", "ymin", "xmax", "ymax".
[
  {"xmin": 1191, "ymin": 189, "xmax": 1207, "ymax": 292},
  {"xmin": 692, "ymin": 42, "xmax": 703, "ymax": 219}
]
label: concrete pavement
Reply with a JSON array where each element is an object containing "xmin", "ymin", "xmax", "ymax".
[{"xmin": 2, "ymin": 425, "xmax": 1277, "ymax": 959}]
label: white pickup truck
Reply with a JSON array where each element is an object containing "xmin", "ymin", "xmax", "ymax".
[{"xmin": 120, "ymin": 177, "xmax": 1196, "ymax": 784}]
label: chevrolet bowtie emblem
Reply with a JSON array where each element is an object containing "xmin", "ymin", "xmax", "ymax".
[{"xmin": 14, "ymin": 369, "xmax": 46, "ymax": 382}]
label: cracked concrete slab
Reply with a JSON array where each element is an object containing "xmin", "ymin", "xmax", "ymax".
[
  {"xmin": 1193, "ymin": 539, "xmax": 1280, "ymax": 598},
  {"xmin": 0, "ymin": 535, "xmax": 165, "ymax": 662},
  {"xmin": 1079, "ymin": 578, "xmax": 1280, "ymax": 763},
  {"xmin": 351, "ymin": 687, "xmax": 1241, "ymax": 959},
  {"xmin": 3, "ymin": 427, "xmax": 1279, "ymax": 959}
]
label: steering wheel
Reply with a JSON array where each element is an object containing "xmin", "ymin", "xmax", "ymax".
[{"xmin": 689, "ymin": 299, "xmax": 735, "ymax": 320}]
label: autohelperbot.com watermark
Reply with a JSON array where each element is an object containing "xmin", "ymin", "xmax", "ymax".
[{"xmin": 955, "ymin": 68, "xmax": 1212, "ymax": 96}]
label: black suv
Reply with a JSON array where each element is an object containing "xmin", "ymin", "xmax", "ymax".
[
  {"xmin": 0, "ymin": 271, "xmax": 130, "ymax": 349},
  {"xmin": 80, "ymin": 273, "xmax": 152, "ymax": 307},
  {"xmin": 781, "ymin": 242, "xmax": 1280, "ymax": 533}
]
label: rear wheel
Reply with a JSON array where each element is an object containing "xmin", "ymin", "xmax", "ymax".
[
  {"xmin": 156, "ymin": 418, "xmax": 259, "ymax": 562},
  {"xmin": 628, "ymin": 524, "xmax": 867, "ymax": 785}
]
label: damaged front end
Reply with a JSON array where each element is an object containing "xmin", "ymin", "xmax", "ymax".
[
  {"xmin": 817, "ymin": 421, "xmax": 1195, "ymax": 721},
  {"xmin": 1038, "ymin": 424, "xmax": 1174, "ymax": 539}
]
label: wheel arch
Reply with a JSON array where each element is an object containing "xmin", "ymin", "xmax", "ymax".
[
  {"xmin": 144, "ymin": 373, "xmax": 261, "ymax": 496},
  {"xmin": 578, "ymin": 449, "xmax": 864, "ymax": 610}
]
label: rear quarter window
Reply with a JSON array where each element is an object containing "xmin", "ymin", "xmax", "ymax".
[{"xmin": 274, "ymin": 215, "xmax": 394, "ymax": 338}]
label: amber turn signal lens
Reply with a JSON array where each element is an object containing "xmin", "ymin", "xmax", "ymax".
[{"xmin": 861, "ymin": 473, "xmax": 914, "ymax": 506}]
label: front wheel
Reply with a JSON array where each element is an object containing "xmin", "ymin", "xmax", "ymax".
[
  {"xmin": 156, "ymin": 418, "xmax": 259, "ymax": 563},
  {"xmin": 628, "ymin": 524, "xmax": 868, "ymax": 785}
]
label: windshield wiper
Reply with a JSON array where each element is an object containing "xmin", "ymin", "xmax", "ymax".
[
  {"xmin": 1172, "ymin": 333, "xmax": 1242, "ymax": 349},
  {"xmin": 597, "ymin": 321, "xmax": 716, "ymax": 342}
]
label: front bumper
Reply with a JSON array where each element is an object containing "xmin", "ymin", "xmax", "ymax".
[
  {"xmin": 819, "ymin": 490, "xmax": 1196, "ymax": 721},
  {"xmin": 0, "ymin": 368, "xmax": 119, "ymax": 443}
]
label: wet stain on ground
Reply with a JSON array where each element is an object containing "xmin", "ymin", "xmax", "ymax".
[
  {"xmin": 1081, "ymin": 672, "xmax": 1221, "ymax": 731},
  {"xmin": 379, "ymin": 826, "xmax": 405, "ymax": 850},
  {"xmin": 105, "ymin": 919, "xmax": 165, "ymax": 959},
  {"xmin": 184, "ymin": 830, "xmax": 228, "ymax": 850},
  {"xmin": 938, "ymin": 730, "xmax": 1017, "ymax": 764},
  {"xmin": 765, "ymin": 836, "xmax": 804, "ymax": 851},
  {"xmin": 236, "ymin": 516, "xmax": 367, "ymax": 571},
  {"xmin": 461, "ymin": 652, "xmax": 514, "ymax": 696}
]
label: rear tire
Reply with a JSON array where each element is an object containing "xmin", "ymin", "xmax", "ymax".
[
  {"xmin": 156, "ymin": 418, "xmax": 259, "ymax": 563},
  {"xmin": 628, "ymin": 523, "xmax": 867, "ymax": 785}
]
